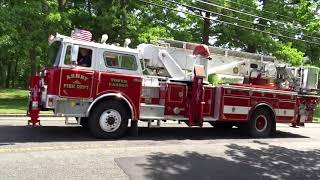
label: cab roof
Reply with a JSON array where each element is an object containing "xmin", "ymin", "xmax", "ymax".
[{"xmin": 51, "ymin": 33, "xmax": 139, "ymax": 55}]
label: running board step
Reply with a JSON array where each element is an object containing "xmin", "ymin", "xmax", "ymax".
[
  {"xmin": 65, "ymin": 116, "xmax": 81, "ymax": 125},
  {"xmin": 147, "ymin": 120, "xmax": 161, "ymax": 128},
  {"xmin": 140, "ymin": 103, "xmax": 165, "ymax": 119}
]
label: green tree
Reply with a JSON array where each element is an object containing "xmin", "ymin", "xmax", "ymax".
[{"xmin": 1, "ymin": 0, "xmax": 320, "ymax": 88}]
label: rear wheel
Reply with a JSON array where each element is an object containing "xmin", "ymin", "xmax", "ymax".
[
  {"xmin": 249, "ymin": 108, "xmax": 273, "ymax": 138},
  {"xmin": 89, "ymin": 100, "xmax": 129, "ymax": 139}
]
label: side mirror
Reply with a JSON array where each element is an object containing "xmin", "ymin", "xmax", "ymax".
[{"xmin": 71, "ymin": 45, "xmax": 79, "ymax": 64}]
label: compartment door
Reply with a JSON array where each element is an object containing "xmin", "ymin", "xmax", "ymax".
[{"xmin": 202, "ymin": 87, "xmax": 215, "ymax": 116}]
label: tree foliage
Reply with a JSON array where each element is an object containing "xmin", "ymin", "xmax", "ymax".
[{"xmin": 0, "ymin": 0, "xmax": 320, "ymax": 88}]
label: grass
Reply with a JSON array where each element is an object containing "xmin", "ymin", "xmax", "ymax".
[
  {"xmin": 313, "ymin": 106, "xmax": 320, "ymax": 123},
  {"xmin": 0, "ymin": 89, "xmax": 52, "ymax": 114},
  {"xmin": 0, "ymin": 89, "xmax": 29, "ymax": 114},
  {"xmin": 313, "ymin": 118, "xmax": 320, "ymax": 123}
]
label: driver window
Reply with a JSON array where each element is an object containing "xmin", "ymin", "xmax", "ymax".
[
  {"xmin": 77, "ymin": 48, "xmax": 92, "ymax": 67},
  {"xmin": 64, "ymin": 46, "xmax": 72, "ymax": 65},
  {"xmin": 64, "ymin": 45, "xmax": 92, "ymax": 68}
]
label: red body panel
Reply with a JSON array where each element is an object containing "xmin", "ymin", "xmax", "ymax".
[
  {"xmin": 164, "ymin": 83, "xmax": 187, "ymax": 116},
  {"xmin": 220, "ymin": 85, "xmax": 297, "ymax": 123},
  {"xmin": 44, "ymin": 67, "xmax": 61, "ymax": 96},
  {"xmin": 95, "ymin": 71, "xmax": 143, "ymax": 119},
  {"xmin": 202, "ymin": 86, "xmax": 215, "ymax": 116},
  {"xmin": 58, "ymin": 68, "xmax": 94, "ymax": 99},
  {"xmin": 45, "ymin": 67, "xmax": 142, "ymax": 120},
  {"xmin": 42, "ymin": 67, "xmax": 318, "ymax": 125},
  {"xmin": 161, "ymin": 82, "xmax": 217, "ymax": 119},
  {"xmin": 223, "ymin": 96, "xmax": 250, "ymax": 107},
  {"xmin": 221, "ymin": 88, "xmax": 250, "ymax": 121}
]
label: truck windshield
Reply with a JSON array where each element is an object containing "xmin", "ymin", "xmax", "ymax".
[{"xmin": 48, "ymin": 41, "xmax": 62, "ymax": 67}]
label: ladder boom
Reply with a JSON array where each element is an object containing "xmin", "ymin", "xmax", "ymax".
[{"xmin": 158, "ymin": 49, "xmax": 185, "ymax": 79}]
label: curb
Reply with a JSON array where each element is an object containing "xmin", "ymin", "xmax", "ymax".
[{"xmin": 0, "ymin": 114, "xmax": 56, "ymax": 117}]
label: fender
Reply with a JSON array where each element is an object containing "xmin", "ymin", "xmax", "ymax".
[
  {"xmin": 86, "ymin": 93, "xmax": 134, "ymax": 119},
  {"xmin": 248, "ymin": 102, "xmax": 276, "ymax": 121}
]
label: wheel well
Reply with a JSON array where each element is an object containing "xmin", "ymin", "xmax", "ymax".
[
  {"xmin": 88, "ymin": 96, "xmax": 133, "ymax": 119},
  {"xmin": 251, "ymin": 105, "xmax": 276, "ymax": 132}
]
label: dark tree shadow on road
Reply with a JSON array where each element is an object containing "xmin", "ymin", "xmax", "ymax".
[
  {"xmin": 116, "ymin": 142, "xmax": 320, "ymax": 180},
  {"xmin": 225, "ymin": 143, "xmax": 320, "ymax": 180},
  {"xmin": 0, "ymin": 143, "xmax": 13, "ymax": 146},
  {"xmin": 0, "ymin": 126, "xmax": 309, "ymax": 145},
  {"xmin": 0, "ymin": 125, "xmax": 308, "ymax": 144}
]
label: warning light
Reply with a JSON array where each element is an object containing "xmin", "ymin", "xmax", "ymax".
[{"xmin": 48, "ymin": 34, "xmax": 55, "ymax": 41}]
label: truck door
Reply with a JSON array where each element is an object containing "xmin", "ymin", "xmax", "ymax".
[{"xmin": 58, "ymin": 45, "xmax": 94, "ymax": 99}]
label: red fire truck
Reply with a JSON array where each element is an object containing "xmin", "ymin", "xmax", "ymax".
[{"xmin": 27, "ymin": 30, "xmax": 319, "ymax": 139}]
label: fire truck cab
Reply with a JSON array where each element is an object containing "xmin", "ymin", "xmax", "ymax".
[
  {"xmin": 28, "ymin": 32, "xmax": 319, "ymax": 139},
  {"xmin": 36, "ymin": 34, "xmax": 145, "ymax": 138}
]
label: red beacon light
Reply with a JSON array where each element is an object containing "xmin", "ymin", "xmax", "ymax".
[
  {"xmin": 193, "ymin": 44, "xmax": 211, "ymax": 60},
  {"xmin": 48, "ymin": 34, "xmax": 55, "ymax": 41}
]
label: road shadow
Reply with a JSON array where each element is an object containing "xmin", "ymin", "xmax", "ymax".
[
  {"xmin": 0, "ymin": 125, "xmax": 308, "ymax": 144},
  {"xmin": 0, "ymin": 143, "xmax": 14, "ymax": 146},
  {"xmin": 116, "ymin": 143, "xmax": 320, "ymax": 180},
  {"xmin": 130, "ymin": 127, "xmax": 308, "ymax": 140}
]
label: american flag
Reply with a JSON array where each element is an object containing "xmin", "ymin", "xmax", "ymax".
[{"xmin": 71, "ymin": 29, "xmax": 92, "ymax": 41}]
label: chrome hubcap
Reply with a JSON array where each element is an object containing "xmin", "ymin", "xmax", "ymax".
[{"xmin": 99, "ymin": 109, "xmax": 121, "ymax": 132}]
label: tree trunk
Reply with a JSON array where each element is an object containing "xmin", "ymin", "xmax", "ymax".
[
  {"xmin": 246, "ymin": 44, "xmax": 257, "ymax": 53},
  {"xmin": 5, "ymin": 61, "xmax": 12, "ymax": 88},
  {"xmin": 0, "ymin": 60, "xmax": 3, "ymax": 88},
  {"xmin": 12, "ymin": 59, "xmax": 18, "ymax": 88},
  {"xmin": 258, "ymin": 0, "xmax": 268, "ymax": 30},
  {"xmin": 120, "ymin": 0, "xmax": 128, "ymax": 41},
  {"xmin": 58, "ymin": 0, "xmax": 66, "ymax": 12},
  {"xmin": 87, "ymin": 0, "xmax": 92, "ymax": 16},
  {"xmin": 244, "ymin": 0, "xmax": 268, "ymax": 53},
  {"xmin": 30, "ymin": 47, "xmax": 37, "ymax": 76},
  {"xmin": 202, "ymin": 11, "xmax": 210, "ymax": 45}
]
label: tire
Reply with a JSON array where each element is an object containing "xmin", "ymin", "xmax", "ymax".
[
  {"xmin": 89, "ymin": 100, "xmax": 129, "ymax": 139},
  {"xmin": 249, "ymin": 108, "xmax": 273, "ymax": 138},
  {"xmin": 79, "ymin": 117, "xmax": 89, "ymax": 128}
]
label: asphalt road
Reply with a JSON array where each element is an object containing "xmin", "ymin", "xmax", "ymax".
[{"xmin": 0, "ymin": 117, "xmax": 319, "ymax": 180}]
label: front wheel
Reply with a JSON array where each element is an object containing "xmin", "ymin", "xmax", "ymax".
[
  {"xmin": 249, "ymin": 108, "xmax": 274, "ymax": 138},
  {"xmin": 89, "ymin": 100, "xmax": 129, "ymax": 139}
]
